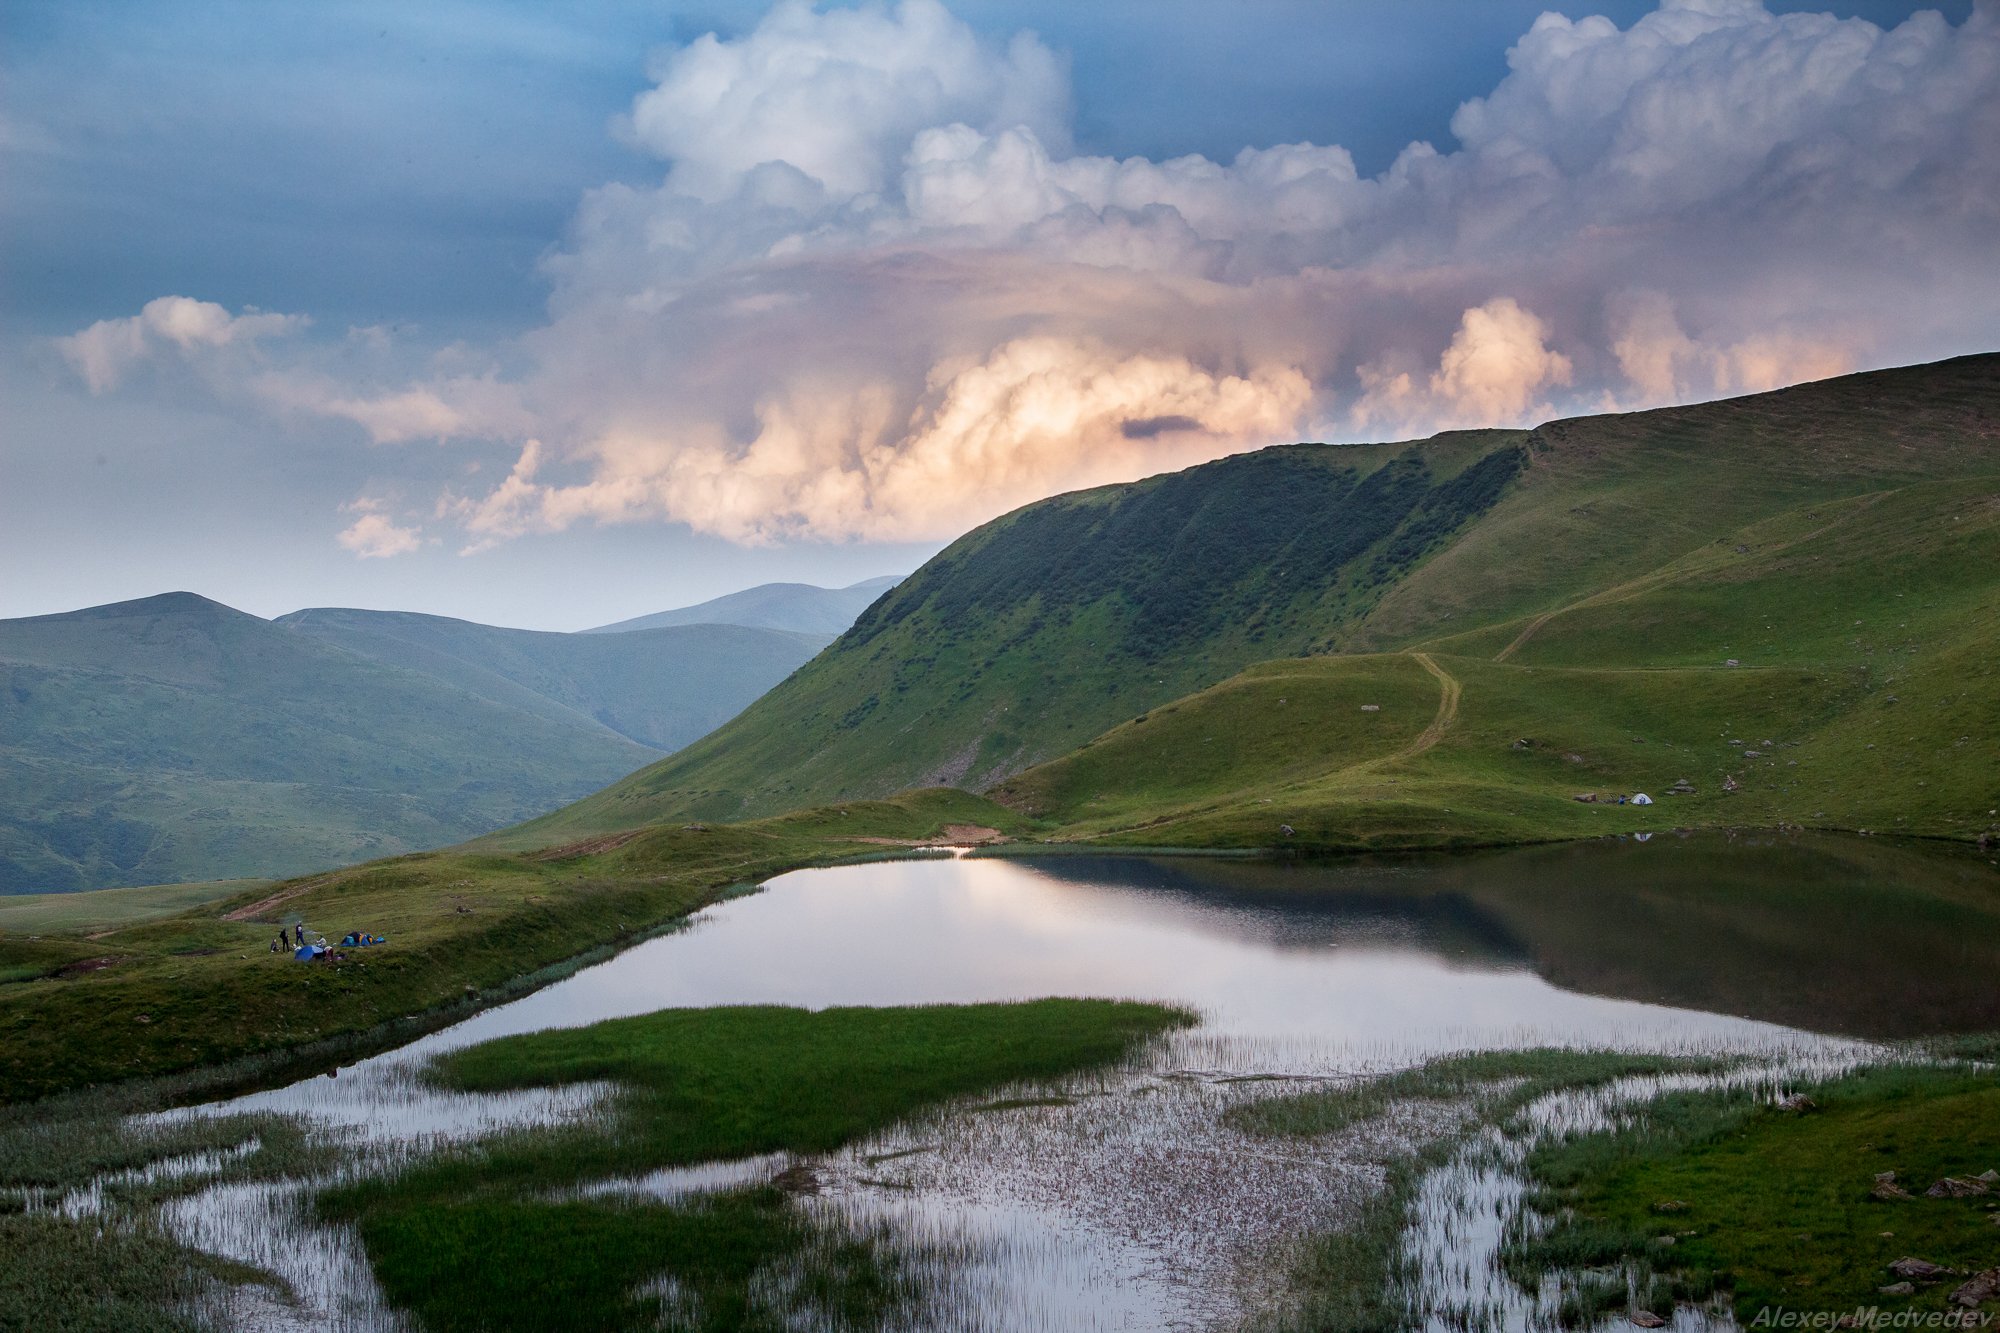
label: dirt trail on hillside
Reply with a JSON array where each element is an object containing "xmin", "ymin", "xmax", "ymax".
[
  {"xmin": 1493, "ymin": 614, "xmax": 1553, "ymax": 663},
  {"xmin": 1396, "ymin": 653, "xmax": 1461, "ymax": 762},
  {"xmin": 1488, "ymin": 488, "xmax": 1898, "ymax": 664}
]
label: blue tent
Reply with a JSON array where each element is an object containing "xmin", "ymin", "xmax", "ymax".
[{"xmin": 293, "ymin": 944, "xmax": 326, "ymax": 961}]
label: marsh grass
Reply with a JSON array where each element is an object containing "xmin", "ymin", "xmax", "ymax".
[
  {"xmin": 1230, "ymin": 1049, "xmax": 1738, "ymax": 1333},
  {"xmin": 1228, "ymin": 1049, "xmax": 1734, "ymax": 1142},
  {"xmin": 0, "ymin": 1211, "xmax": 246, "ymax": 1333},
  {"xmin": 1510, "ymin": 1052, "xmax": 2000, "ymax": 1322},
  {"xmin": 316, "ymin": 999, "xmax": 1191, "ymax": 1332}
]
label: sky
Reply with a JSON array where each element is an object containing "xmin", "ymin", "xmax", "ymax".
[{"xmin": 2, "ymin": 0, "xmax": 1994, "ymax": 630}]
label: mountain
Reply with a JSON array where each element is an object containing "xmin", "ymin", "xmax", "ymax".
[
  {"xmin": 584, "ymin": 576, "xmax": 902, "ymax": 636},
  {"xmin": 0, "ymin": 595, "xmax": 826, "ymax": 892},
  {"xmin": 486, "ymin": 352, "xmax": 2000, "ymax": 850},
  {"xmin": 276, "ymin": 608, "xmax": 829, "ymax": 752}
]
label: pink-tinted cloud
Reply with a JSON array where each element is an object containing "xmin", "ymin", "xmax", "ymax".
[{"xmin": 59, "ymin": 0, "xmax": 2000, "ymax": 550}]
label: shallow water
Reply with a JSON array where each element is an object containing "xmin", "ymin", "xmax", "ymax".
[{"xmin": 152, "ymin": 834, "xmax": 1997, "ymax": 1330}]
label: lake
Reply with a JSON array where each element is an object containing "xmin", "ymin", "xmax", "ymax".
[{"xmin": 159, "ymin": 832, "xmax": 2000, "ymax": 1331}]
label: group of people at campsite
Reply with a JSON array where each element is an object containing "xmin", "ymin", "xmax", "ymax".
[{"xmin": 268, "ymin": 920, "xmax": 386, "ymax": 962}]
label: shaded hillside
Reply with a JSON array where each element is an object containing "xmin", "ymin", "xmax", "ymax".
[
  {"xmin": 278, "ymin": 608, "xmax": 826, "ymax": 751},
  {"xmin": 585, "ymin": 576, "xmax": 902, "ymax": 636},
  {"xmin": 1, "ymin": 596, "xmax": 648, "ymax": 891},
  {"xmin": 490, "ymin": 353, "xmax": 1999, "ymax": 848}
]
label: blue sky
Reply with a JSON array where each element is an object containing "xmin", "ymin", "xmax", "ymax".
[{"xmin": 2, "ymin": 1, "xmax": 1991, "ymax": 627}]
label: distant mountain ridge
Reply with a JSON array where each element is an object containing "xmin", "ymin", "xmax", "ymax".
[
  {"xmin": 277, "ymin": 607, "xmax": 830, "ymax": 751},
  {"xmin": 585, "ymin": 576, "xmax": 902, "ymax": 636},
  {"xmin": 0, "ymin": 593, "xmax": 827, "ymax": 892}
]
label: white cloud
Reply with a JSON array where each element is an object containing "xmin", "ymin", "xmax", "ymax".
[
  {"xmin": 627, "ymin": 0, "xmax": 1069, "ymax": 205},
  {"xmin": 58, "ymin": 0, "xmax": 2000, "ymax": 548},
  {"xmin": 59, "ymin": 296, "xmax": 307, "ymax": 392},
  {"xmin": 335, "ymin": 501, "xmax": 424, "ymax": 559}
]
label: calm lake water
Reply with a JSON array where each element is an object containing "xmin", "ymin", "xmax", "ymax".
[{"xmin": 161, "ymin": 833, "xmax": 2000, "ymax": 1332}]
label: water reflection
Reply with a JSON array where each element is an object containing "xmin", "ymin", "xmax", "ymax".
[{"xmin": 157, "ymin": 833, "xmax": 1995, "ymax": 1332}]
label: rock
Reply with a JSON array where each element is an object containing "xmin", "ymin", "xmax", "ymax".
[
  {"xmin": 1652, "ymin": 1200, "xmax": 1691, "ymax": 1214},
  {"xmin": 1879, "ymin": 1282, "xmax": 1916, "ymax": 1296},
  {"xmin": 1631, "ymin": 1313, "xmax": 1667, "ymax": 1329},
  {"xmin": 1926, "ymin": 1176, "xmax": 1992, "ymax": 1198},
  {"xmin": 1951, "ymin": 1269, "xmax": 2000, "ymax": 1309},
  {"xmin": 1573, "ymin": 793, "xmax": 1598, "ymax": 803},
  {"xmin": 1873, "ymin": 1180, "xmax": 1915, "ymax": 1201},
  {"xmin": 1566, "ymin": 752, "xmax": 1586, "ymax": 764},
  {"xmin": 1775, "ymin": 1093, "xmax": 1816, "ymax": 1113},
  {"xmin": 1360, "ymin": 704, "xmax": 1381, "ymax": 712},
  {"xmin": 1976, "ymin": 1170, "xmax": 1998, "ymax": 1185},
  {"xmin": 1743, "ymin": 750, "xmax": 1762, "ymax": 758},
  {"xmin": 1279, "ymin": 824, "xmax": 1295, "ymax": 838},
  {"xmin": 771, "ymin": 1162, "xmax": 823, "ymax": 1196},
  {"xmin": 1887, "ymin": 1258, "xmax": 1954, "ymax": 1282},
  {"xmin": 1723, "ymin": 775, "xmax": 1740, "ymax": 792},
  {"xmin": 1724, "ymin": 658, "xmax": 1740, "ymax": 666}
]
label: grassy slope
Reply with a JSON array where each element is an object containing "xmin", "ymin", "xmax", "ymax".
[
  {"xmin": 0, "ymin": 878, "xmax": 262, "ymax": 938},
  {"xmin": 0, "ymin": 593, "xmax": 662, "ymax": 892},
  {"xmin": 990, "ymin": 473, "xmax": 2000, "ymax": 850},
  {"xmin": 277, "ymin": 607, "xmax": 827, "ymax": 751},
  {"xmin": 496, "ymin": 354, "xmax": 2000, "ymax": 847},
  {"xmin": 488, "ymin": 430, "xmax": 1530, "ymax": 845},
  {"xmin": 0, "ymin": 788, "xmax": 1025, "ymax": 1103}
]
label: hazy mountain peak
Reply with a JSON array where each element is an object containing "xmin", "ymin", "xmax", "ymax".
[{"xmin": 585, "ymin": 575, "xmax": 904, "ymax": 636}]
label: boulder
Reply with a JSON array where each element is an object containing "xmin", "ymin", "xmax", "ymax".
[
  {"xmin": 1951, "ymin": 1269, "xmax": 2000, "ymax": 1309},
  {"xmin": 1774, "ymin": 1093, "xmax": 1816, "ymax": 1113},
  {"xmin": 1879, "ymin": 1282, "xmax": 1916, "ymax": 1296},
  {"xmin": 1573, "ymin": 793, "xmax": 1598, "ymax": 804},
  {"xmin": 1926, "ymin": 1177, "xmax": 1993, "ymax": 1198},
  {"xmin": 1631, "ymin": 1314, "xmax": 1667, "ymax": 1329},
  {"xmin": 1887, "ymin": 1258, "xmax": 1954, "ymax": 1282}
]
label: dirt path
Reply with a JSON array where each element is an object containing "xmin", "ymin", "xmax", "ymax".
[
  {"xmin": 1489, "ymin": 488, "xmax": 1896, "ymax": 664},
  {"xmin": 222, "ymin": 874, "xmax": 341, "ymax": 922},
  {"xmin": 1493, "ymin": 613, "xmax": 1554, "ymax": 662},
  {"xmin": 1395, "ymin": 652, "xmax": 1461, "ymax": 762}
]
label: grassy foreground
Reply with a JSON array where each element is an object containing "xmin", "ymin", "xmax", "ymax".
[
  {"xmin": 0, "ymin": 788, "xmax": 1026, "ymax": 1103},
  {"xmin": 321, "ymin": 1000, "xmax": 1189, "ymax": 1332},
  {"xmin": 1515, "ymin": 1061, "xmax": 2000, "ymax": 1323}
]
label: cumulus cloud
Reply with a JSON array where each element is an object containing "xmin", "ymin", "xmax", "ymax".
[
  {"xmin": 335, "ymin": 500, "xmax": 424, "ymax": 559},
  {"xmin": 58, "ymin": 0, "xmax": 2000, "ymax": 549},
  {"xmin": 59, "ymin": 296, "xmax": 307, "ymax": 392}
]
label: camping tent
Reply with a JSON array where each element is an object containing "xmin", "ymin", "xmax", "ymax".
[{"xmin": 1631, "ymin": 793, "xmax": 1653, "ymax": 805}]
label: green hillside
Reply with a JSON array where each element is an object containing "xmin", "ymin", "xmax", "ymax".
[
  {"xmin": 0, "ymin": 594, "xmax": 669, "ymax": 892},
  {"xmin": 491, "ymin": 353, "xmax": 2000, "ymax": 849},
  {"xmin": 277, "ymin": 608, "xmax": 827, "ymax": 751},
  {"xmin": 994, "ymin": 477, "xmax": 2000, "ymax": 848}
]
